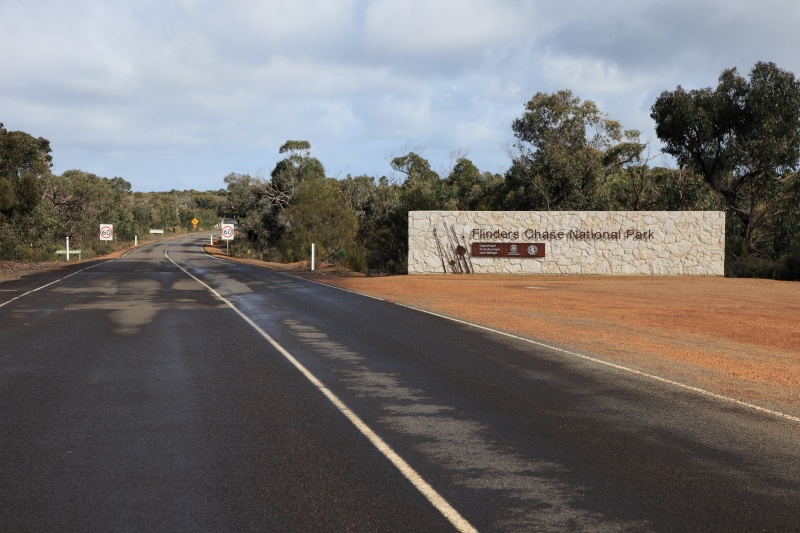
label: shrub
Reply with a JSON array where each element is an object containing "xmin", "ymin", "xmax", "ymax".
[
  {"xmin": 345, "ymin": 245, "xmax": 368, "ymax": 274},
  {"xmin": 726, "ymin": 255, "xmax": 775, "ymax": 278},
  {"xmin": 773, "ymin": 250, "xmax": 800, "ymax": 281}
]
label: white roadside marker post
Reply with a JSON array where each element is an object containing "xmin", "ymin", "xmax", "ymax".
[
  {"xmin": 311, "ymin": 243, "xmax": 315, "ymax": 271},
  {"xmin": 66, "ymin": 237, "xmax": 70, "ymax": 262}
]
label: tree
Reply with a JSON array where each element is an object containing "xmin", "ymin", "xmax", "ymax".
[
  {"xmin": 0, "ymin": 177, "xmax": 12, "ymax": 211},
  {"xmin": 0, "ymin": 123, "xmax": 52, "ymax": 215},
  {"xmin": 0, "ymin": 123, "xmax": 55, "ymax": 258},
  {"xmin": 651, "ymin": 61, "xmax": 800, "ymax": 259},
  {"xmin": 391, "ymin": 151, "xmax": 448, "ymax": 211},
  {"xmin": 600, "ymin": 130, "xmax": 719, "ymax": 211},
  {"xmin": 503, "ymin": 90, "xmax": 622, "ymax": 210},
  {"xmin": 445, "ymin": 157, "xmax": 503, "ymax": 210},
  {"xmin": 46, "ymin": 173, "xmax": 135, "ymax": 242},
  {"xmin": 224, "ymin": 172, "xmax": 259, "ymax": 219},
  {"xmin": 221, "ymin": 141, "xmax": 331, "ymax": 259},
  {"xmin": 269, "ymin": 140, "xmax": 326, "ymax": 207},
  {"xmin": 381, "ymin": 151, "xmax": 448, "ymax": 268},
  {"xmin": 339, "ymin": 174, "xmax": 380, "ymax": 240},
  {"xmin": 278, "ymin": 178, "xmax": 359, "ymax": 263}
]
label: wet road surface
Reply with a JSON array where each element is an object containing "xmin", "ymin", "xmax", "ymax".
[{"xmin": 1, "ymin": 235, "xmax": 798, "ymax": 532}]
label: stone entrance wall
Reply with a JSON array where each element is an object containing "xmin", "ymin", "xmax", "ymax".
[{"xmin": 408, "ymin": 211, "xmax": 725, "ymax": 275}]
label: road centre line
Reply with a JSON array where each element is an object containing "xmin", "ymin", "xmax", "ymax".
[{"xmin": 167, "ymin": 246, "xmax": 479, "ymax": 533}]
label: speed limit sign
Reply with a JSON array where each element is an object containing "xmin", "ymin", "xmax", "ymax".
[
  {"xmin": 221, "ymin": 223, "xmax": 235, "ymax": 241},
  {"xmin": 99, "ymin": 224, "xmax": 114, "ymax": 241}
]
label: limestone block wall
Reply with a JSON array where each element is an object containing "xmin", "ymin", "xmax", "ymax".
[{"xmin": 408, "ymin": 211, "xmax": 725, "ymax": 275}]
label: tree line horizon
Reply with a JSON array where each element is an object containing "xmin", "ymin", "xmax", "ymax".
[{"xmin": 2, "ymin": 61, "xmax": 799, "ymax": 280}]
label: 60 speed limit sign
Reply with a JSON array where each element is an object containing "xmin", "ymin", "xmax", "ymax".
[
  {"xmin": 221, "ymin": 224, "xmax": 235, "ymax": 241},
  {"xmin": 99, "ymin": 224, "xmax": 113, "ymax": 241}
]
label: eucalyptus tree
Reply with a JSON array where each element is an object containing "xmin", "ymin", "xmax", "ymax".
[
  {"xmin": 339, "ymin": 174, "xmax": 380, "ymax": 239},
  {"xmin": 278, "ymin": 177, "xmax": 359, "ymax": 265},
  {"xmin": 651, "ymin": 61, "xmax": 800, "ymax": 259},
  {"xmin": 383, "ymin": 151, "xmax": 449, "ymax": 267},
  {"xmin": 445, "ymin": 157, "xmax": 503, "ymax": 211},
  {"xmin": 391, "ymin": 151, "xmax": 448, "ymax": 211},
  {"xmin": 269, "ymin": 140, "xmax": 326, "ymax": 208},
  {"xmin": 222, "ymin": 141, "xmax": 332, "ymax": 259},
  {"xmin": 0, "ymin": 123, "xmax": 52, "ymax": 215},
  {"xmin": 503, "ymin": 90, "xmax": 622, "ymax": 210},
  {"xmin": 0, "ymin": 124, "xmax": 55, "ymax": 259}
]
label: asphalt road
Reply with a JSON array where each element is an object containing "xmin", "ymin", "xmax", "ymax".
[{"xmin": 1, "ymin": 234, "xmax": 798, "ymax": 532}]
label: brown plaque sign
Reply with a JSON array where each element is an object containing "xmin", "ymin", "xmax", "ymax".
[{"xmin": 471, "ymin": 242, "xmax": 545, "ymax": 258}]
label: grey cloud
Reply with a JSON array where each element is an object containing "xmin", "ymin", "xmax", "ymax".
[{"xmin": 3, "ymin": 0, "xmax": 800, "ymax": 191}]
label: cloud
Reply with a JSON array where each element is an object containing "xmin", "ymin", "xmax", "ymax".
[
  {"xmin": 2, "ymin": 0, "xmax": 800, "ymax": 190},
  {"xmin": 363, "ymin": 0, "xmax": 534, "ymax": 55}
]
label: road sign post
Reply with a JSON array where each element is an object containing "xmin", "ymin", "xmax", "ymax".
[
  {"xmin": 221, "ymin": 223, "xmax": 234, "ymax": 254},
  {"xmin": 99, "ymin": 224, "xmax": 113, "ymax": 241}
]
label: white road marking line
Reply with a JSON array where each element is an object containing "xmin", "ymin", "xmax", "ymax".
[
  {"xmin": 0, "ymin": 240, "xmax": 158, "ymax": 309},
  {"xmin": 0, "ymin": 263, "xmax": 105, "ymax": 309},
  {"xmin": 167, "ymin": 246, "xmax": 479, "ymax": 533}
]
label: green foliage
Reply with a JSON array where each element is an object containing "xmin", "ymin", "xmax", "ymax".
[
  {"xmin": 337, "ymin": 174, "xmax": 405, "ymax": 271},
  {"xmin": 0, "ymin": 201, "xmax": 61, "ymax": 260},
  {"xmin": 601, "ymin": 159, "xmax": 720, "ymax": 212},
  {"xmin": 0, "ymin": 178, "xmax": 14, "ymax": 210},
  {"xmin": 600, "ymin": 130, "xmax": 656, "ymax": 210},
  {"xmin": 223, "ymin": 173, "xmax": 259, "ymax": 218},
  {"xmin": 651, "ymin": 61, "xmax": 800, "ymax": 260},
  {"xmin": 277, "ymin": 178, "xmax": 359, "ymax": 263},
  {"xmin": 271, "ymin": 140, "xmax": 326, "ymax": 202},
  {"xmin": 391, "ymin": 152, "xmax": 447, "ymax": 211},
  {"xmin": 339, "ymin": 174, "xmax": 379, "ymax": 231},
  {"xmin": 221, "ymin": 141, "xmax": 330, "ymax": 257},
  {"xmin": 345, "ymin": 243, "xmax": 368, "ymax": 274},
  {"xmin": 0, "ymin": 123, "xmax": 52, "ymax": 216},
  {"xmin": 726, "ymin": 254, "xmax": 776, "ymax": 278},
  {"xmin": 445, "ymin": 158, "xmax": 504, "ymax": 210},
  {"xmin": 773, "ymin": 249, "xmax": 800, "ymax": 281},
  {"xmin": 381, "ymin": 150, "xmax": 454, "ymax": 263},
  {"xmin": 503, "ymin": 90, "xmax": 622, "ymax": 210}
]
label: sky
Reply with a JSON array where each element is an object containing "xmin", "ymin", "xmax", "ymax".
[{"xmin": 2, "ymin": 0, "xmax": 799, "ymax": 192}]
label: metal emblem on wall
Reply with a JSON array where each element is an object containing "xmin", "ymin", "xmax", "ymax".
[{"xmin": 433, "ymin": 224, "xmax": 475, "ymax": 274}]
